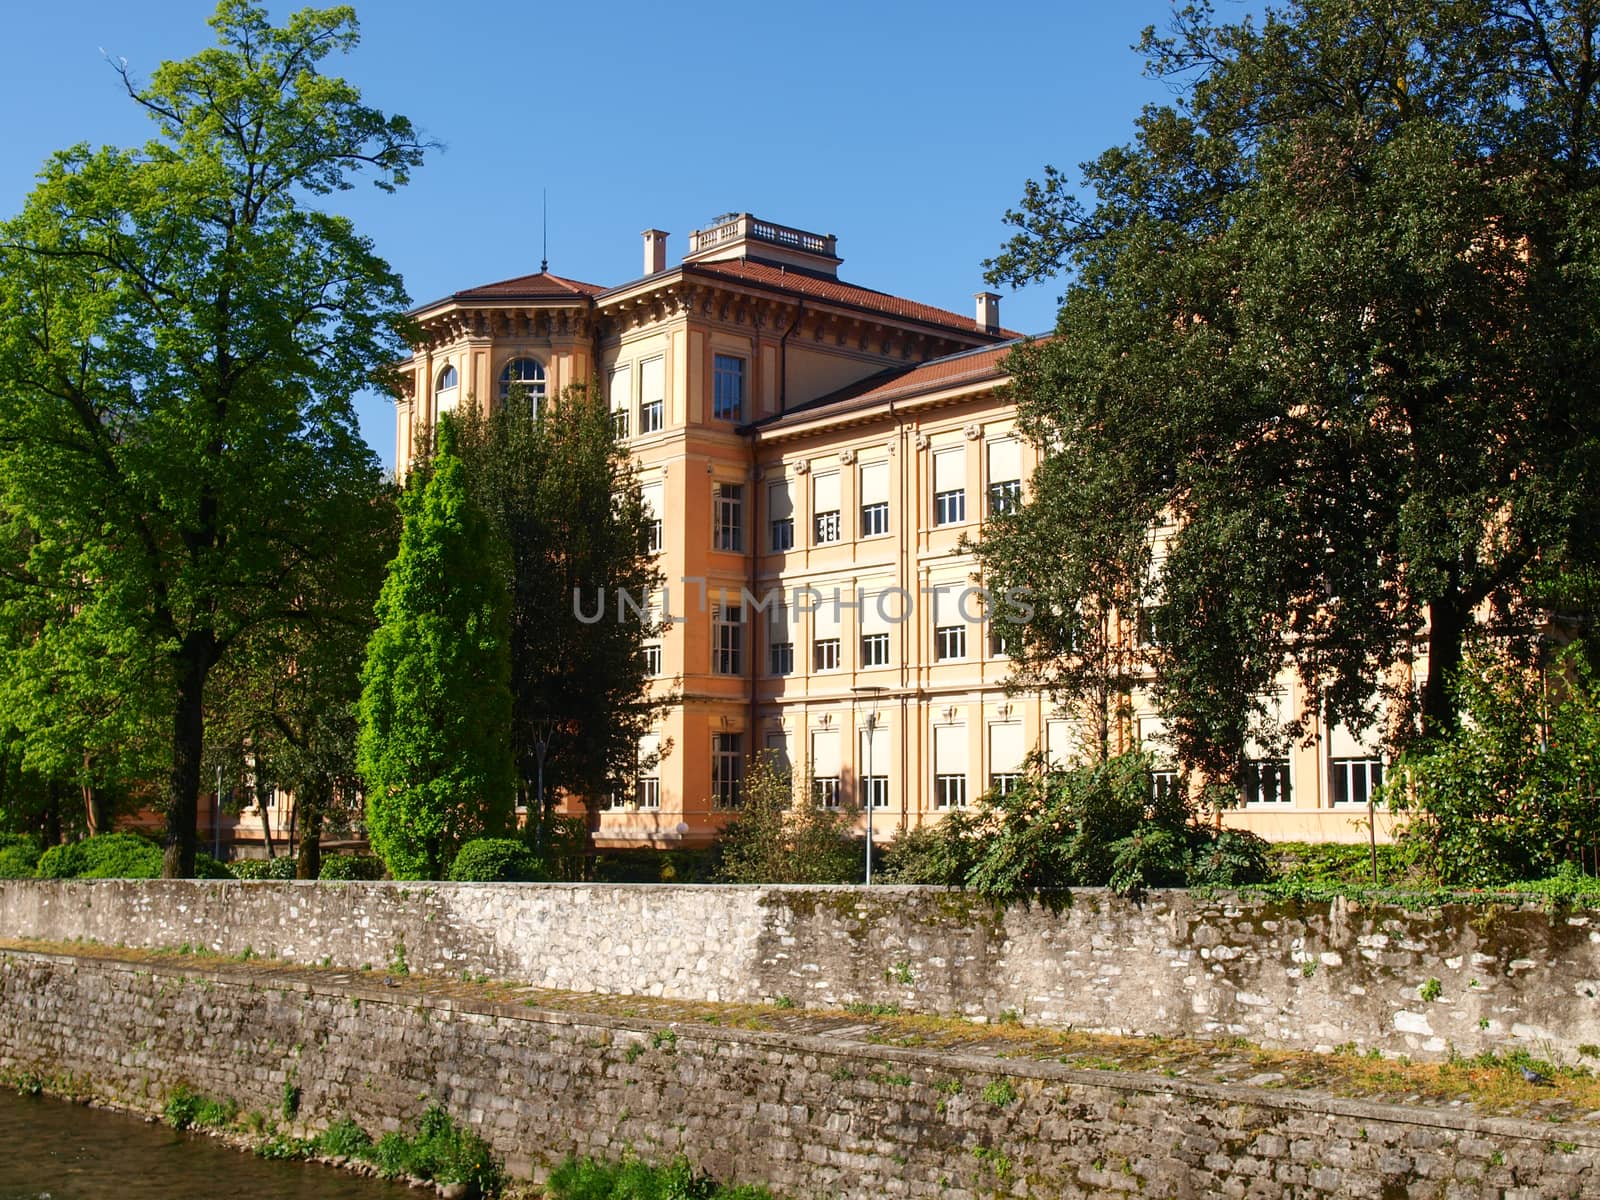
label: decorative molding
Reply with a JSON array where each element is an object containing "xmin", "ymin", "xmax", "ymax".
[
  {"xmin": 793, "ymin": 459, "xmax": 810, "ymax": 475},
  {"xmin": 914, "ymin": 433, "xmax": 931, "ymax": 451},
  {"xmin": 964, "ymin": 423, "xmax": 983, "ymax": 441},
  {"xmin": 838, "ymin": 448, "xmax": 857, "ymax": 466},
  {"xmin": 884, "ymin": 441, "xmax": 897, "ymax": 456}
]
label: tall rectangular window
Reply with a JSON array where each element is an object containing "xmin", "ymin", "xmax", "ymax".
[
  {"xmin": 768, "ymin": 602, "xmax": 792, "ymax": 676},
  {"xmin": 768, "ymin": 478, "xmax": 794, "ymax": 552},
  {"xmin": 638, "ymin": 356, "xmax": 665, "ymax": 433},
  {"xmin": 934, "ymin": 724, "xmax": 968, "ymax": 809},
  {"xmin": 640, "ymin": 482, "xmax": 663, "ymax": 556},
  {"xmin": 811, "ymin": 730, "xmax": 840, "ymax": 808},
  {"xmin": 813, "ymin": 472, "xmax": 841, "ymax": 544},
  {"xmin": 986, "ymin": 438, "xmax": 1022, "ymax": 515},
  {"xmin": 712, "ymin": 733, "xmax": 743, "ymax": 807},
  {"xmin": 934, "ymin": 586, "xmax": 966, "ymax": 661},
  {"xmin": 643, "ymin": 643, "xmax": 662, "ymax": 676},
  {"xmin": 713, "ymin": 354, "xmax": 745, "ymax": 420},
  {"xmin": 636, "ymin": 733, "xmax": 661, "ymax": 809},
  {"xmin": 859, "ymin": 461, "xmax": 889, "ymax": 537},
  {"xmin": 989, "ymin": 723, "xmax": 1023, "ymax": 798},
  {"xmin": 813, "ymin": 638, "xmax": 841, "ymax": 672},
  {"xmin": 713, "ymin": 482, "xmax": 743, "ymax": 552},
  {"xmin": 858, "ymin": 728, "xmax": 888, "ymax": 809},
  {"xmin": 713, "ymin": 605, "xmax": 742, "ymax": 675},
  {"xmin": 933, "ymin": 447, "xmax": 966, "ymax": 526},
  {"xmin": 608, "ymin": 363, "xmax": 632, "ymax": 438}
]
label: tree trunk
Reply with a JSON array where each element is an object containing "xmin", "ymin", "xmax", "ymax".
[
  {"xmin": 43, "ymin": 780, "xmax": 63, "ymax": 846},
  {"xmin": 256, "ymin": 769, "xmax": 276, "ymax": 859},
  {"xmin": 163, "ymin": 642, "xmax": 212, "ymax": 878},
  {"xmin": 1420, "ymin": 594, "xmax": 1467, "ymax": 741},
  {"xmin": 295, "ymin": 776, "xmax": 328, "ymax": 880}
]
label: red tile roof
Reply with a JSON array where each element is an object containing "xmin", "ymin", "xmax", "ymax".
[
  {"xmin": 686, "ymin": 259, "xmax": 1020, "ymax": 338},
  {"xmin": 754, "ymin": 340, "xmax": 1025, "ymax": 432},
  {"xmin": 418, "ymin": 271, "xmax": 608, "ymax": 309}
]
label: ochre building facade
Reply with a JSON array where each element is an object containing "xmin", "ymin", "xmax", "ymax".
[{"xmin": 395, "ymin": 214, "xmax": 1399, "ymax": 849}]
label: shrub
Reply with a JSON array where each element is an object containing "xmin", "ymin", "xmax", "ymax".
[
  {"xmin": 1391, "ymin": 648, "xmax": 1600, "ymax": 886},
  {"xmin": 364, "ymin": 1104, "xmax": 504, "ymax": 1194},
  {"xmin": 318, "ymin": 853, "xmax": 386, "ymax": 881},
  {"xmin": 163, "ymin": 1085, "xmax": 237, "ymax": 1130},
  {"xmin": 717, "ymin": 752, "xmax": 859, "ymax": 884},
  {"xmin": 230, "ymin": 856, "xmax": 297, "ymax": 881},
  {"xmin": 193, "ymin": 852, "xmax": 231, "ymax": 880},
  {"xmin": 876, "ymin": 823, "xmax": 971, "ymax": 886},
  {"xmin": 37, "ymin": 833, "xmax": 160, "ymax": 879},
  {"xmin": 447, "ymin": 837, "xmax": 546, "ymax": 883},
  {"xmin": 546, "ymin": 1153, "xmax": 778, "ymax": 1200},
  {"xmin": 0, "ymin": 835, "xmax": 41, "ymax": 879},
  {"xmin": 1189, "ymin": 829, "xmax": 1273, "ymax": 888},
  {"xmin": 315, "ymin": 1117, "xmax": 373, "ymax": 1158}
]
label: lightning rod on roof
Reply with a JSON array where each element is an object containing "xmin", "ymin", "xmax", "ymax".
[{"xmin": 541, "ymin": 188, "xmax": 549, "ymax": 274}]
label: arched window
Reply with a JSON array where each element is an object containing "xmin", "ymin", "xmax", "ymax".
[
  {"xmin": 434, "ymin": 363, "xmax": 459, "ymax": 416},
  {"xmin": 499, "ymin": 357, "xmax": 546, "ymax": 407}
]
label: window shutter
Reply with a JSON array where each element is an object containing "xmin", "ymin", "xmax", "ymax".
[
  {"xmin": 934, "ymin": 447, "xmax": 965, "ymax": 493},
  {"xmin": 812, "ymin": 590, "xmax": 840, "ymax": 638},
  {"xmin": 609, "ymin": 364, "xmax": 631, "ymax": 415},
  {"xmin": 934, "ymin": 724, "xmax": 967, "ymax": 775},
  {"xmin": 986, "ymin": 438, "xmax": 1020, "ymax": 484},
  {"xmin": 767, "ymin": 478, "xmax": 793, "ymax": 520},
  {"xmin": 640, "ymin": 356, "xmax": 665, "ymax": 405},
  {"xmin": 861, "ymin": 583, "xmax": 894, "ymax": 634},
  {"xmin": 989, "ymin": 723, "xmax": 1024, "ymax": 776},
  {"xmin": 769, "ymin": 600, "xmax": 790, "ymax": 643},
  {"xmin": 859, "ymin": 461, "xmax": 889, "ymax": 505},
  {"xmin": 640, "ymin": 482, "xmax": 663, "ymax": 522},
  {"xmin": 813, "ymin": 471, "xmax": 840, "ymax": 513},
  {"xmin": 811, "ymin": 730, "xmax": 840, "ymax": 779},
  {"xmin": 1046, "ymin": 720, "xmax": 1076, "ymax": 769}
]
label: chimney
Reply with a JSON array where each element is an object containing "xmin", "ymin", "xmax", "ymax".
[
  {"xmin": 642, "ymin": 229, "xmax": 669, "ymax": 276},
  {"xmin": 975, "ymin": 291, "xmax": 1001, "ymax": 334}
]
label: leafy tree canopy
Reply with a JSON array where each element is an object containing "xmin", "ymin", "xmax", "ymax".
[
  {"xmin": 0, "ymin": 1, "xmax": 429, "ymax": 874},
  {"xmin": 453, "ymin": 384, "xmax": 669, "ymax": 831},
  {"xmin": 981, "ymin": 0, "xmax": 1600, "ymax": 780},
  {"xmin": 357, "ymin": 417, "xmax": 515, "ymax": 880}
]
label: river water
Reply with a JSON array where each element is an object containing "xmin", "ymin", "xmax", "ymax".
[{"xmin": 0, "ymin": 1091, "xmax": 419, "ymax": 1200}]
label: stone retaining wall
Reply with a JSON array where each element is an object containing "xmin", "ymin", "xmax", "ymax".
[
  {"xmin": 2, "ymin": 949, "xmax": 1595, "ymax": 1200},
  {"xmin": 2, "ymin": 880, "xmax": 1597, "ymax": 1061}
]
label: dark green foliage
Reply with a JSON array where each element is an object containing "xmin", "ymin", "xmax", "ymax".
[
  {"xmin": 591, "ymin": 847, "xmax": 720, "ymax": 884},
  {"xmin": 896, "ymin": 753, "xmax": 1271, "ymax": 901},
  {"xmin": 453, "ymin": 386, "xmax": 668, "ymax": 832},
  {"xmin": 1269, "ymin": 841, "xmax": 1425, "ymax": 891},
  {"xmin": 447, "ymin": 837, "xmax": 547, "ymax": 883},
  {"xmin": 1392, "ymin": 650, "xmax": 1600, "ymax": 886},
  {"xmin": 0, "ymin": 834, "xmax": 40, "ymax": 879},
  {"xmin": 0, "ymin": 2, "xmax": 428, "ymax": 876},
  {"xmin": 37, "ymin": 833, "xmax": 161, "ymax": 879},
  {"xmin": 229, "ymin": 856, "xmax": 297, "ymax": 881},
  {"xmin": 317, "ymin": 853, "xmax": 386, "ymax": 882},
  {"xmin": 162, "ymin": 1086, "xmax": 236, "ymax": 1131},
  {"xmin": 363, "ymin": 1104, "xmax": 504, "ymax": 1193},
  {"xmin": 876, "ymin": 824, "xmax": 972, "ymax": 886},
  {"xmin": 358, "ymin": 418, "xmax": 516, "ymax": 880},
  {"xmin": 314, "ymin": 1117, "xmax": 373, "ymax": 1159},
  {"xmin": 717, "ymin": 753, "xmax": 860, "ymax": 884},
  {"xmin": 546, "ymin": 1154, "xmax": 778, "ymax": 1200},
  {"xmin": 981, "ymin": 0, "xmax": 1600, "ymax": 775}
]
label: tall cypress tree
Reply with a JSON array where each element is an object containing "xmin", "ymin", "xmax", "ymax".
[{"xmin": 357, "ymin": 417, "xmax": 514, "ymax": 879}]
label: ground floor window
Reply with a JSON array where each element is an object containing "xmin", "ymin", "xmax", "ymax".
[
  {"xmin": 1243, "ymin": 759, "xmax": 1292, "ymax": 805},
  {"xmin": 1330, "ymin": 757, "xmax": 1385, "ymax": 806},
  {"xmin": 935, "ymin": 774, "xmax": 968, "ymax": 809},
  {"xmin": 712, "ymin": 733, "xmax": 743, "ymax": 807}
]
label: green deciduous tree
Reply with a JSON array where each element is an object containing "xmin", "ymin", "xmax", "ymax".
[
  {"xmin": 982, "ymin": 0, "xmax": 1600, "ymax": 783},
  {"xmin": 357, "ymin": 417, "xmax": 515, "ymax": 880},
  {"xmin": 0, "ymin": 1, "xmax": 428, "ymax": 875},
  {"xmin": 454, "ymin": 384, "xmax": 668, "ymax": 838},
  {"xmin": 205, "ymin": 478, "xmax": 398, "ymax": 877},
  {"xmin": 1392, "ymin": 647, "xmax": 1600, "ymax": 885},
  {"xmin": 716, "ymin": 752, "xmax": 860, "ymax": 885}
]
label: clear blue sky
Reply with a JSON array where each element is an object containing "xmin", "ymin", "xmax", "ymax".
[{"xmin": 2, "ymin": 0, "xmax": 1191, "ymax": 470}]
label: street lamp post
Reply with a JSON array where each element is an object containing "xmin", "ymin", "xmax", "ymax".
[{"xmin": 852, "ymin": 685, "xmax": 888, "ymax": 885}]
